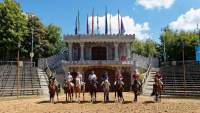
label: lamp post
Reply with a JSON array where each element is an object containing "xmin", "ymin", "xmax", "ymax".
[
  {"xmin": 30, "ymin": 28, "xmax": 34, "ymax": 64},
  {"xmin": 16, "ymin": 42, "xmax": 20, "ymax": 98},
  {"xmin": 161, "ymin": 28, "xmax": 167, "ymax": 63}
]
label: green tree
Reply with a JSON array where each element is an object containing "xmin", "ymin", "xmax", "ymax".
[
  {"xmin": 45, "ymin": 24, "xmax": 63, "ymax": 55},
  {"xmin": 0, "ymin": 0, "xmax": 28, "ymax": 60}
]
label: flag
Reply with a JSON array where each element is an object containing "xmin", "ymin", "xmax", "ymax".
[
  {"xmin": 75, "ymin": 16, "xmax": 78, "ymax": 35},
  {"xmin": 118, "ymin": 9, "xmax": 121, "ymax": 34},
  {"xmin": 92, "ymin": 8, "xmax": 94, "ymax": 35},
  {"xmin": 109, "ymin": 15, "xmax": 112, "ymax": 35},
  {"xmin": 121, "ymin": 17, "xmax": 125, "ymax": 34},
  {"xmin": 97, "ymin": 15, "xmax": 99, "ymax": 34},
  {"xmin": 86, "ymin": 14, "xmax": 89, "ymax": 34},
  {"xmin": 105, "ymin": 7, "xmax": 108, "ymax": 35},
  {"xmin": 77, "ymin": 10, "xmax": 80, "ymax": 34}
]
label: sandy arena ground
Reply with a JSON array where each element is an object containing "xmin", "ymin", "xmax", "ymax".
[{"xmin": 0, "ymin": 92, "xmax": 199, "ymax": 113}]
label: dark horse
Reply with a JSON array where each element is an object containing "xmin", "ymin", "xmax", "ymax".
[
  {"xmin": 48, "ymin": 80, "xmax": 57, "ymax": 103},
  {"xmin": 89, "ymin": 79, "xmax": 98, "ymax": 103},
  {"xmin": 63, "ymin": 80, "xmax": 74, "ymax": 102},
  {"xmin": 132, "ymin": 80, "xmax": 142, "ymax": 102},
  {"xmin": 153, "ymin": 78, "xmax": 163, "ymax": 102},
  {"xmin": 115, "ymin": 80, "xmax": 124, "ymax": 103}
]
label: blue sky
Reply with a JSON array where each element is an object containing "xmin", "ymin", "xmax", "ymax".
[{"xmin": 1, "ymin": 0, "xmax": 200, "ymax": 42}]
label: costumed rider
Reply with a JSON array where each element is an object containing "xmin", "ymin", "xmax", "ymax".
[
  {"xmin": 132, "ymin": 70, "xmax": 141, "ymax": 86},
  {"xmin": 88, "ymin": 71, "xmax": 97, "ymax": 81},
  {"xmin": 102, "ymin": 71, "xmax": 109, "ymax": 81},
  {"xmin": 151, "ymin": 71, "xmax": 163, "ymax": 96},
  {"xmin": 76, "ymin": 72, "xmax": 85, "ymax": 86},
  {"xmin": 65, "ymin": 72, "xmax": 74, "ymax": 87},
  {"xmin": 114, "ymin": 70, "xmax": 124, "ymax": 85}
]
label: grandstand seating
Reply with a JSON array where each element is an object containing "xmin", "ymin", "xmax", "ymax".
[
  {"xmin": 0, "ymin": 62, "xmax": 48, "ymax": 97},
  {"xmin": 161, "ymin": 63, "xmax": 200, "ymax": 96}
]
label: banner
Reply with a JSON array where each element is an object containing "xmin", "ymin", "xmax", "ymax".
[{"xmin": 195, "ymin": 46, "xmax": 200, "ymax": 63}]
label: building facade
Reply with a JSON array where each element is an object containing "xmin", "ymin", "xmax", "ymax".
[{"xmin": 62, "ymin": 34, "xmax": 135, "ymax": 91}]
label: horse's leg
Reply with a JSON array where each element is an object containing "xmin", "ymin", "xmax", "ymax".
[
  {"xmin": 121, "ymin": 91, "xmax": 124, "ymax": 102},
  {"xmin": 57, "ymin": 91, "xmax": 59, "ymax": 102},
  {"xmin": 134, "ymin": 92, "xmax": 138, "ymax": 102},
  {"xmin": 95, "ymin": 90, "xmax": 97, "ymax": 102},
  {"xmin": 49, "ymin": 94, "xmax": 51, "ymax": 103},
  {"xmin": 75, "ymin": 88, "xmax": 77, "ymax": 101},
  {"xmin": 82, "ymin": 88, "xmax": 85, "ymax": 101},
  {"xmin": 66, "ymin": 93, "xmax": 68, "ymax": 102}
]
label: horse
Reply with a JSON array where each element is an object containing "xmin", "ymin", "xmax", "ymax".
[
  {"xmin": 48, "ymin": 80, "xmax": 56, "ymax": 103},
  {"xmin": 153, "ymin": 78, "xmax": 163, "ymax": 102},
  {"xmin": 101, "ymin": 79, "xmax": 110, "ymax": 103},
  {"xmin": 132, "ymin": 80, "xmax": 142, "ymax": 102},
  {"xmin": 74, "ymin": 77, "xmax": 85, "ymax": 103},
  {"xmin": 63, "ymin": 80, "xmax": 74, "ymax": 102},
  {"xmin": 89, "ymin": 79, "xmax": 98, "ymax": 103},
  {"xmin": 114, "ymin": 80, "xmax": 124, "ymax": 103}
]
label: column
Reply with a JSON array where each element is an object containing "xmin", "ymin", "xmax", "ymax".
[
  {"xmin": 68, "ymin": 43, "xmax": 73, "ymax": 61},
  {"xmin": 127, "ymin": 43, "xmax": 131, "ymax": 59},
  {"xmin": 80, "ymin": 43, "xmax": 84, "ymax": 61},
  {"xmin": 114, "ymin": 43, "xmax": 119, "ymax": 60}
]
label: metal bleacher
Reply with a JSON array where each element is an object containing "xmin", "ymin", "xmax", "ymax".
[
  {"xmin": 161, "ymin": 61, "xmax": 200, "ymax": 96},
  {"xmin": 0, "ymin": 61, "xmax": 41, "ymax": 97}
]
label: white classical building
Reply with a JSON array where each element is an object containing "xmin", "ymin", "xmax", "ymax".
[{"xmin": 62, "ymin": 34, "xmax": 135, "ymax": 90}]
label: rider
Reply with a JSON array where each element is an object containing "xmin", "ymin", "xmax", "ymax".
[
  {"xmin": 155, "ymin": 71, "xmax": 163, "ymax": 85},
  {"xmin": 132, "ymin": 70, "xmax": 141, "ymax": 86},
  {"xmin": 114, "ymin": 70, "xmax": 124, "ymax": 85},
  {"xmin": 88, "ymin": 71, "xmax": 97, "ymax": 81},
  {"xmin": 102, "ymin": 71, "xmax": 109, "ymax": 81},
  {"xmin": 151, "ymin": 71, "xmax": 163, "ymax": 96},
  {"xmin": 76, "ymin": 72, "xmax": 85, "ymax": 85},
  {"xmin": 65, "ymin": 72, "xmax": 74, "ymax": 87}
]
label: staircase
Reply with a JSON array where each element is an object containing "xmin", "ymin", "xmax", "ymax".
[
  {"xmin": 142, "ymin": 68, "xmax": 159, "ymax": 96},
  {"xmin": 37, "ymin": 68, "xmax": 49, "ymax": 96},
  {"xmin": 161, "ymin": 64, "xmax": 200, "ymax": 96}
]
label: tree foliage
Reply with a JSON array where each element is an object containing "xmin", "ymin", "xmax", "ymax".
[
  {"xmin": 159, "ymin": 27, "xmax": 199, "ymax": 61},
  {"xmin": 131, "ymin": 39, "xmax": 158, "ymax": 57},
  {"xmin": 0, "ymin": 0, "xmax": 28, "ymax": 60},
  {"xmin": 0, "ymin": 0, "xmax": 64, "ymax": 61}
]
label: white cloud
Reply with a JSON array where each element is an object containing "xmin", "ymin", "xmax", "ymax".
[
  {"xmin": 136, "ymin": 0, "xmax": 175, "ymax": 9},
  {"xmin": 169, "ymin": 8, "xmax": 200, "ymax": 31},
  {"xmin": 88, "ymin": 14, "xmax": 150, "ymax": 40}
]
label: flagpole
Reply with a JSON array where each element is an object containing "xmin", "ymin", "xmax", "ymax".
[
  {"xmin": 86, "ymin": 14, "xmax": 89, "ymax": 35},
  {"xmin": 97, "ymin": 14, "xmax": 99, "ymax": 34},
  {"xmin": 110, "ymin": 15, "xmax": 112, "ymax": 35},
  {"xmin": 92, "ymin": 8, "xmax": 94, "ymax": 35},
  {"xmin": 118, "ymin": 9, "xmax": 120, "ymax": 35},
  {"xmin": 78, "ymin": 10, "xmax": 80, "ymax": 34}
]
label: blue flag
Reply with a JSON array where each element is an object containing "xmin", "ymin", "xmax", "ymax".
[
  {"xmin": 121, "ymin": 18, "xmax": 125, "ymax": 34},
  {"xmin": 75, "ymin": 16, "xmax": 78, "ymax": 35},
  {"xmin": 105, "ymin": 7, "xmax": 108, "ymax": 35}
]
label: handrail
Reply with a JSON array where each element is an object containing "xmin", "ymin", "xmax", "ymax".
[{"xmin": 142, "ymin": 64, "xmax": 152, "ymax": 85}]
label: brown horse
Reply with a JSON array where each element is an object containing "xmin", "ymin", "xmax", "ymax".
[
  {"xmin": 114, "ymin": 80, "xmax": 124, "ymax": 103},
  {"xmin": 74, "ymin": 77, "xmax": 85, "ymax": 103},
  {"xmin": 48, "ymin": 80, "xmax": 56, "ymax": 103},
  {"xmin": 153, "ymin": 78, "xmax": 164, "ymax": 102},
  {"xmin": 63, "ymin": 80, "xmax": 74, "ymax": 102},
  {"xmin": 132, "ymin": 80, "xmax": 142, "ymax": 102}
]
